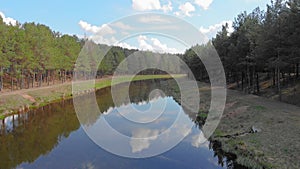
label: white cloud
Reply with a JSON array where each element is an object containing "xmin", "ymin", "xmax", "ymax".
[
  {"xmin": 161, "ymin": 1, "xmax": 173, "ymax": 13},
  {"xmin": 191, "ymin": 132, "xmax": 208, "ymax": 148},
  {"xmin": 175, "ymin": 2, "xmax": 195, "ymax": 17},
  {"xmin": 116, "ymin": 42, "xmax": 137, "ymax": 50},
  {"xmin": 138, "ymin": 15, "xmax": 172, "ymax": 24},
  {"xmin": 79, "ymin": 20, "xmax": 100, "ymax": 34},
  {"xmin": 78, "ymin": 21, "xmax": 182, "ymax": 53},
  {"xmin": 199, "ymin": 20, "xmax": 233, "ymax": 38},
  {"xmin": 132, "ymin": 0, "xmax": 161, "ymax": 11},
  {"xmin": 194, "ymin": 0, "xmax": 213, "ymax": 10},
  {"xmin": 79, "ymin": 20, "xmax": 115, "ymax": 35},
  {"xmin": 112, "ymin": 22, "xmax": 133, "ymax": 30},
  {"xmin": 0, "ymin": 12, "xmax": 17, "ymax": 26},
  {"xmin": 78, "ymin": 20, "xmax": 117, "ymax": 44},
  {"xmin": 137, "ymin": 35, "xmax": 180, "ymax": 54},
  {"xmin": 132, "ymin": 0, "xmax": 172, "ymax": 13},
  {"xmin": 88, "ymin": 34, "xmax": 117, "ymax": 45},
  {"xmin": 150, "ymin": 38, "xmax": 178, "ymax": 53},
  {"xmin": 138, "ymin": 35, "xmax": 154, "ymax": 51},
  {"xmin": 130, "ymin": 128, "xmax": 160, "ymax": 153}
]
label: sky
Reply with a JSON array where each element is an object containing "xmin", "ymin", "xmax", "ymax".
[{"xmin": 0, "ymin": 0, "xmax": 270, "ymax": 53}]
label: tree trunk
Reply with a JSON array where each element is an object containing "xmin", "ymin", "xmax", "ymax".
[
  {"xmin": 256, "ymin": 73, "xmax": 260, "ymax": 93},
  {"xmin": 282, "ymin": 72, "xmax": 285, "ymax": 87},
  {"xmin": 277, "ymin": 67, "xmax": 281, "ymax": 101},
  {"xmin": 273, "ymin": 69, "xmax": 276, "ymax": 87},
  {"xmin": 39, "ymin": 72, "xmax": 42, "ymax": 87},
  {"xmin": 47, "ymin": 70, "xmax": 50, "ymax": 86},
  {"xmin": 236, "ymin": 73, "xmax": 239, "ymax": 89},
  {"xmin": 296, "ymin": 63, "xmax": 299, "ymax": 78},
  {"xmin": 0, "ymin": 75, "xmax": 3, "ymax": 92},
  {"xmin": 0, "ymin": 67, "xmax": 3, "ymax": 91},
  {"xmin": 27, "ymin": 75, "xmax": 30, "ymax": 89},
  {"xmin": 241, "ymin": 72, "xmax": 244, "ymax": 90},
  {"xmin": 64, "ymin": 70, "xmax": 66, "ymax": 83},
  {"xmin": 11, "ymin": 77, "xmax": 13, "ymax": 91},
  {"xmin": 288, "ymin": 71, "xmax": 291, "ymax": 87},
  {"xmin": 20, "ymin": 77, "xmax": 23, "ymax": 89},
  {"xmin": 61, "ymin": 70, "xmax": 63, "ymax": 83},
  {"xmin": 33, "ymin": 72, "xmax": 36, "ymax": 88},
  {"xmin": 16, "ymin": 78, "xmax": 19, "ymax": 90},
  {"xmin": 247, "ymin": 65, "xmax": 250, "ymax": 93},
  {"xmin": 52, "ymin": 70, "xmax": 55, "ymax": 85},
  {"xmin": 252, "ymin": 67, "xmax": 255, "ymax": 93}
]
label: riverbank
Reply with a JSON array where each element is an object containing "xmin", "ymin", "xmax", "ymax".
[
  {"xmin": 2, "ymin": 77, "xmax": 299, "ymax": 169},
  {"xmin": 0, "ymin": 75, "xmax": 184, "ymax": 119},
  {"xmin": 197, "ymin": 84, "xmax": 300, "ymax": 169}
]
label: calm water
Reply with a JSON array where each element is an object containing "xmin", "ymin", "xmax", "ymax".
[{"xmin": 0, "ymin": 79, "xmax": 235, "ymax": 169}]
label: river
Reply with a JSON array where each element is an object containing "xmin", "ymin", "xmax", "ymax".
[{"xmin": 0, "ymin": 79, "xmax": 237, "ymax": 169}]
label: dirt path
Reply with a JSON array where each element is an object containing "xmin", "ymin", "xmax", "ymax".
[
  {"xmin": 0, "ymin": 77, "xmax": 114, "ymax": 115},
  {"xmin": 0, "ymin": 82, "xmax": 71, "ymax": 96},
  {"xmin": 0, "ymin": 77, "xmax": 113, "ymax": 97}
]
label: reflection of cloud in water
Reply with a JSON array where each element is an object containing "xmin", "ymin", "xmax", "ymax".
[
  {"xmin": 81, "ymin": 162, "xmax": 96, "ymax": 169},
  {"xmin": 130, "ymin": 124, "xmax": 192, "ymax": 153},
  {"xmin": 1, "ymin": 114, "xmax": 22, "ymax": 132},
  {"xmin": 174, "ymin": 124, "xmax": 192, "ymax": 138},
  {"xmin": 103, "ymin": 107, "xmax": 114, "ymax": 115},
  {"xmin": 138, "ymin": 101, "xmax": 147, "ymax": 106},
  {"xmin": 103, "ymin": 96, "xmax": 170, "ymax": 123},
  {"xmin": 102, "ymin": 96, "xmax": 169, "ymax": 116},
  {"xmin": 191, "ymin": 131, "xmax": 208, "ymax": 148},
  {"xmin": 161, "ymin": 123, "xmax": 192, "ymax": 144},
  {"xmin": 90, "ymin": 95, "xmax": 195, "ymax": 157},
  {"xmin": 130, "ymin": 128, "xmax": 160, "ymax": 153}
]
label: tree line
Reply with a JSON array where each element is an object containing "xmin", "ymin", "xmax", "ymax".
[
  {"xmin": 0, "ymin": 18, "xmax": 83, "ymax": 91},
  {"xmin": 0, "ymin": 17, "xmax": 150, "ymax": 91},
  {"xmin": 182, "ymin": 0, "xmax": 300, "ymax": 100},
  {"xmin": 0, "ymin": 17, "xmax": 182, "ymax": 91},
  {"xmin": 1, "ymin": 0, "xmax": 299, "ymax": 97}
]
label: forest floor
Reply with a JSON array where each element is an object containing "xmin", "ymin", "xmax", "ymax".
[
  {"xmin": 228, "ymin": 78, "xmax": 300, "ymax": 107},
  {"xmin": 198, "ymin": 83, "xmax": 300, "ymax": 169},
  {"xmin": 0, "ymin": 74, "xmax": 183, "ymax": 119}
]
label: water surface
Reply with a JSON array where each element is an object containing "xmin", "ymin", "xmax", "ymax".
[{"xmin": 0, "ymin": 79, "xmax": 233, "ymax": 169}]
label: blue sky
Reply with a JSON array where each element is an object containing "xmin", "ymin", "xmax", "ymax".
[{"xmin": 0, "ymin": 0, "xmax": 270, "ymax": 53}]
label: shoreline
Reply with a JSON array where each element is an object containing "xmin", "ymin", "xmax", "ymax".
[
  {"xmin": 0, "ymin": 75, "xmax": 185, "ymax": 120},
  {"xmin": 208, "ymin": 90, "xmax": 300, "ymax": 169}
]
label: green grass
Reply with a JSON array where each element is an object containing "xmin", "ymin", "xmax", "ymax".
[
  {"xmin": 253, "ymin": 105, "xmax": 267, "ymax": 111},
  {"xmin": 198, "ymin": 112, "xmax": 208, "ymax": 119},
  {"xmin": 213, "ymin": 129, "xmax": 225, "ymax": 138},
  {"xmin": 94, "ymin": 74, "xmax": 185, "ymax": 89},
  {"xmin": 0, "ymin": 74, "xmax": 185, "ymax": 118}
]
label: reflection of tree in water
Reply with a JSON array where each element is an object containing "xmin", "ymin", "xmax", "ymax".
[
  {"xmin": 208, "ymin": 141, "xmax": 249, "ymax": 169},
  {"xmin": 0, "ymin": 100, "xmax": 80, "ymax": 169},
  {"xmin": 192, "ymin": 110, "xmax": 249, "ymax": 169},
  {"xmin": 80, "ymin": 79, "xmax": 181, "ymax": 126}
]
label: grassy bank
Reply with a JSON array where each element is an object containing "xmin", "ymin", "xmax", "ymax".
[
  {"xmin": 0, "ymin": 74, "xmax": 185, "ymax": 119},
  {"xmin": 197, "ymin": 84, "xmax": 300, "ymax": 169}
]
